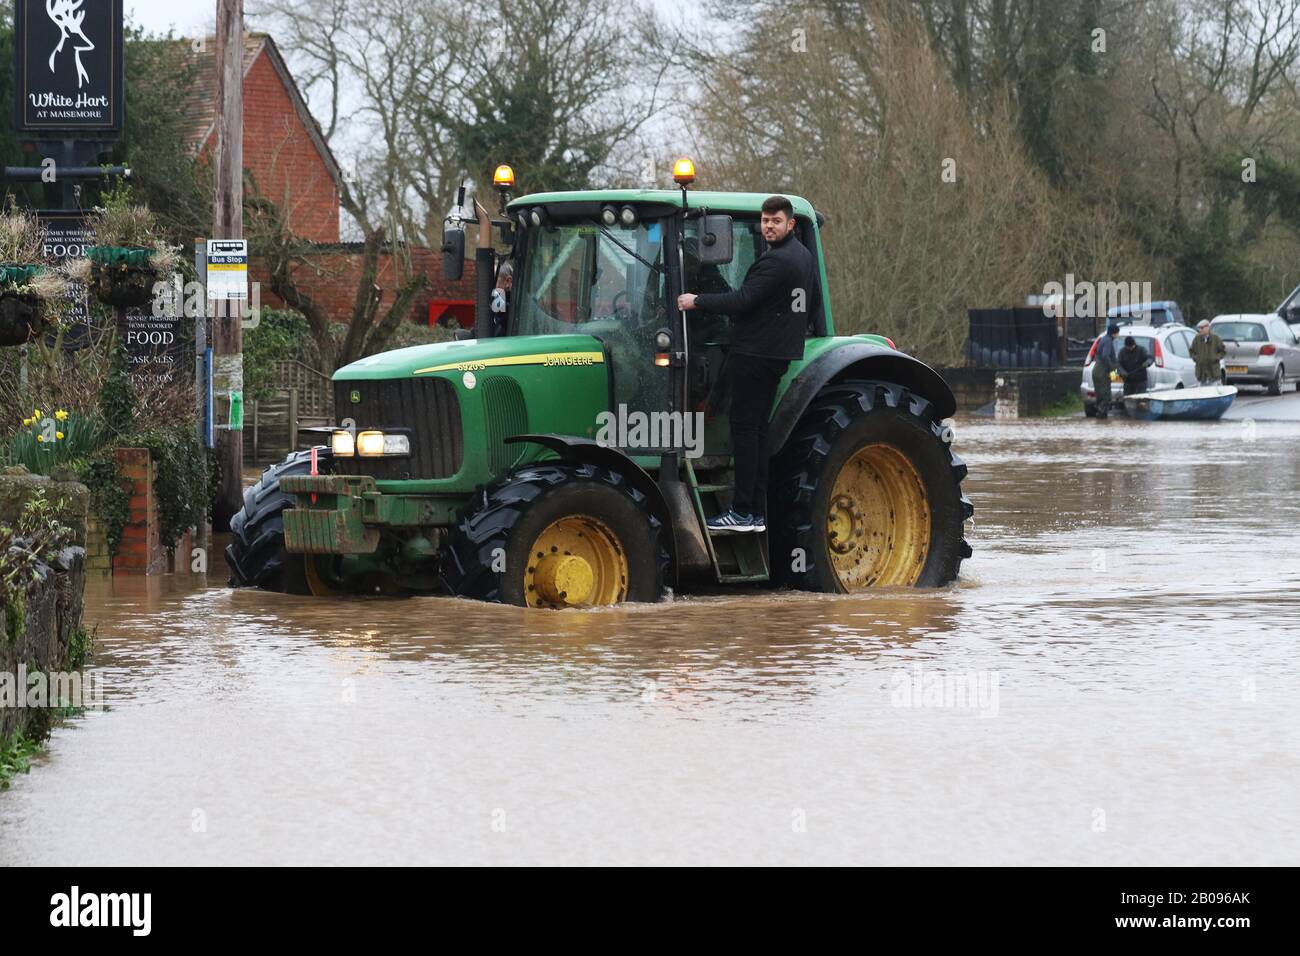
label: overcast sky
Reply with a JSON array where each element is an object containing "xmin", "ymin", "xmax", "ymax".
[
  {"xmin": 122, "ymin": 0, "xmax": 714, "ymax": 230},
  {"xmin": 123, "ymin": 0, "xmax": 703, "ymax": 38}
]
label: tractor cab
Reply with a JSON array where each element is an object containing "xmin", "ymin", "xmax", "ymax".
[{"xmin": 455, "ymin": 163, "xmax": 834, "ymax": 465}]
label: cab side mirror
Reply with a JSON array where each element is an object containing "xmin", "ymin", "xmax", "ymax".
[
  {"xmin": 698, "ymin": 215, "xmax": 733, "ymax": 265},
  {"xmin": 442, "ymin": 228, "xmax": 465, "ymax": 281}
]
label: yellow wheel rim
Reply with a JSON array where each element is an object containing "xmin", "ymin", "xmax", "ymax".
[
  {"xmin": 825, "ymin": 442, "xmax": 931, "ymax": 589},
  {"xmin": 524, "ymin": 516, "xmax": 628, "ymax": 608},
  {"xmin": 304, "ymin": 554, "xmax": 342, "ymax": 596},
  {"xmin": 304, "ymin": 556, "xmax": 398, "ymax": 596}
]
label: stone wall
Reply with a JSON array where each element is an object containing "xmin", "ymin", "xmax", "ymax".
[
  {"xmin": 937, "ymin": 368, "xmax": 998, "ymax": 411},
  {"xmin": 938, "ymin": 367, "xmax": 1081, "ymax": 417},
  {"xmin": 0, "ymin": 469, "xmax": 88, "ymax": 743},
  {"xmin": 993, "ymin": 369, "xmax": 1081, "ymax": 418}
]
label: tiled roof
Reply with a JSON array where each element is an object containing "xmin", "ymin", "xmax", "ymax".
[{"xmin": 178, "ymin": 31, "xmax": 342, "ymax": 188}]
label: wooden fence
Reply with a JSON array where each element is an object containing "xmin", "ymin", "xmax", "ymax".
[{"xmin": 243, "ymin": 360, "xmax": 335, "ymax": 464}]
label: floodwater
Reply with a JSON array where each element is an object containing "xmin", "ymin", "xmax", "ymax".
[{"xmin": 3, "ymin": 414, "xmax": 1299, "ymax": 865}]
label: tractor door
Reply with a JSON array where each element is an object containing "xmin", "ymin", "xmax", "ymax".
[
  {"xmin": 683, "ymin": 214, "xmax": 765, "ymax": 459},
  {"xmin": 513, "ymin": 219, "xmax": 673, "ymax": 442}
]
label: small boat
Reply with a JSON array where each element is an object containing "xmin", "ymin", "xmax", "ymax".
[{"xmin": 1122, "ymin": 384, "xmax": 1237, "ymax": 421}]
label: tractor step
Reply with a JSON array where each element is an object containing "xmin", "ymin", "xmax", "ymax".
[
  {"xmin": 710, "ymin": 530, "xmax": 770, "ymax": 581},
  {"xmin": 684, "ymin": 460, "xmax": 770, "ymax": 584}
]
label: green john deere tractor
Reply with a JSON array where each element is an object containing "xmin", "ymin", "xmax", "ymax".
[{"xmin": 227, "ymin": 168, "xmax": 972, "ymax": 607}]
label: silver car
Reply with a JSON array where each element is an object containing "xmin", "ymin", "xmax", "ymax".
[
  {"xmin": 1210, "ymin": 315, "xmax": 1300, "ymax": 395},
  {"xmin": 1080, "ymin": 324, "xmax": 1200, "ymax": 415}
]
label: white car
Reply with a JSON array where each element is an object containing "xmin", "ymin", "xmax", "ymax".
[{"xmin": 1080, "ymin": 324, "xmax": 1200, "ymax": 415}]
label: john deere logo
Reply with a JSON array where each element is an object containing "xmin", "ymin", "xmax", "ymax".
[{"xmin": 349, "ymin": 390, "xmax": 361, "ymax": 404}]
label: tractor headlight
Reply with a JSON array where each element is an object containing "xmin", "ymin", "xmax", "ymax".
[
  {"xmin": 356, "ymin": 430, "xmax": 410, "ymax": 457},
  {"xmin": 331, "ymin": 429, "xmax": 355, "ymax": 457},
  {"xmin": 618, "ymin": 204, "xmax": 638, "ymax": 226}
]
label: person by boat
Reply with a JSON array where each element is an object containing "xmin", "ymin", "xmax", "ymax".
[
  {"xmin": 1118, "ymin": 336, "xmax": 1154, "ymax": 395},
  {"xmin": 1189, "ymin": 319, "xmax": 1226, "ymax": 385},
  {"xmin": 1092, "ymin": 323, "xmax": 1122, "ymax": 418}
]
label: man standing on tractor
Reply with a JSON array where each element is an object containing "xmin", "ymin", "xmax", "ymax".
[{"xmin": 677, "ymin": 195, "xmax": 819, "ymax": 532}]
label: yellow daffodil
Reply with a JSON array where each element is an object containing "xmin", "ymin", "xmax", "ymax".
[
  {"xmin": 33, "ymin": 408, "xmax": 42, "ymax": 418},
  {"xmin": 36, "ymin": 434, "xmax": 45, "ymax": 443},
  {"xmin": 21, "ymin": 417, "xmax": 32, "ymax": 426},
  {"xmin": 56, "ymin": 431, "xmax": 64, "ymax": 440},
  {"xmin": 55, "ymin": 409, "xmax": 68, "ymax": 421}
]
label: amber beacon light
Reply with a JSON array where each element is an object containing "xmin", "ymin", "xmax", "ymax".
[{"xmin": 672, "ymin": 158, "xmax": 696, "ymax": 185}]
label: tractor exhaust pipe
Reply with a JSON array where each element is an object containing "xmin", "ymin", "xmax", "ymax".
[{"xmin": 473, "ymin": 248, "xmax": 495, "ymax": 339}]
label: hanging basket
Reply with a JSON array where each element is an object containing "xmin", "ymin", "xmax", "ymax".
[
  {"xmin": 86, "ymin": 245, "xmax": 159, "ymax": 308},
  {"xmin": 0, "ymin": 264, "xmax": 51, "ymax": 346}
]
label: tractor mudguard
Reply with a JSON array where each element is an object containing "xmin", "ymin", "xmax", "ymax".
[
  {"xmin": 504, "ymin": 434, "xmax": 679, "ymax": 579},
  {"xmin": 770, "ymin": 343, "xmax": 957, "ymax": 454}
]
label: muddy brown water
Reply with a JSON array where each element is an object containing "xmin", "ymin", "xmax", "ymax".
[{"xmin": 3, "ymin": 416, "xmax": 1299, "ymax": 865}]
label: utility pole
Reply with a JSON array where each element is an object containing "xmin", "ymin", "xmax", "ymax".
[{"xmin": 211, "ymin": 0, "xmax": 244, "ymax": 529}]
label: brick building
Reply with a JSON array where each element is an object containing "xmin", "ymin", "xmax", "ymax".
[{"xmin": 184, "ymin": 33, "xmax": 475, "ymax": 330}]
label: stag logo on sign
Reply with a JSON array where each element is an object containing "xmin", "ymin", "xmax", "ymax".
[
  {"xmin": 47, "ymin": 0, "xmax": 94, "ymax": 88},
  {"xmin": 16, "ymin": 0, "xmax": 123, "ymax": 130},
  {"xmin": 49, "ymin": 886, "xmax": 151, "ymax": 937}
]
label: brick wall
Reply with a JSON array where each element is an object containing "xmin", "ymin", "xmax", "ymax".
[
  {"xmin": 84, "ymin": 515, "xmax": 111, "ymax": 572},
  {"xmin": 112, "ymin": 449, "xmax": 166, "ymax": 574},
  {"xmin": 189, "ymin": 38, "xmax": 341, "ymax": 243},
  {"xmin": 240, "ymin": 52, "xmax": 340, "ymax": 243},
  {"xmin": 83, "ymin": 449, "xmax": 198, "ymax": 576},
  {"xmin": 252, "ymin": 249, "xmax": 478, "ymax": 328},
  {"xmin": 187, "ymin": 36, "xmax": 479, "ymax": 328}
]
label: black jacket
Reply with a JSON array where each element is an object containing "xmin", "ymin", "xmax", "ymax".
[
  {"xmin": 694, "ymin": 232, "xmax": 819, "ymax": 360},
  {"xmin": 1119, "ymin": 344, "xmax": 1152, "ymax": 383}
]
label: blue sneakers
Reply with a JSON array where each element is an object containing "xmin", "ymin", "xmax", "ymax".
[{"xmin": 707, "ymin": 510, "xmax": 762, "ymax": 532}]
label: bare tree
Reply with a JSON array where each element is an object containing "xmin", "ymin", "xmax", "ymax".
[
  {"xmin": 663, "ymin": 1, "xmax": 1152, "ymax": 364},
  {"xmin": 245, "ymin": 0, "xmax": 667, "ymax": 369},
  {"xmin": 253, "ymin": 0, "xmax": 665, "ymax": 241}
]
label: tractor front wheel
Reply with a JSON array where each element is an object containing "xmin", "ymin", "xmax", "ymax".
[
  {"xmin": 770, "ymin": 381, "xmax": 972, "ymax": 591},
  {"xmin": 445, "ymin": 462, "xmax": 668, "ymax": 608},
  {"xmin": 226, "ymin": 447, "xmax": 333, "ymax": 593}
]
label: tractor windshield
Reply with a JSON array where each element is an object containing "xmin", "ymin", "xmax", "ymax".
[
  {"xmin": 511, "ymin": 217, "xmax": 672, "ymax": 420},
  {"xmin": 511, "ymin": 219, "xmax": 667, "ymax": 335}
]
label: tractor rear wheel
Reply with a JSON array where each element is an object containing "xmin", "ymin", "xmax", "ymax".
[
  {"xmin": 770, "ymin": 381, "xmax": 972, "ymax": 591},
  {"xmin": 445, "ymin": 462, "xmax": 668, "ymax": 608},
  {"xmin": 226, "ymin": 447, "xmax": 332, "ymax": 593}
]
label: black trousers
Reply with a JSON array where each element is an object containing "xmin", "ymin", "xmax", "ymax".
[
  {"xmin": 729, "ymin": 352, "xmax": 791, "ymax": 516},
  {"xmin": 1123, "ymin": 375, "xmax": 1148, "ymax": 395}
]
